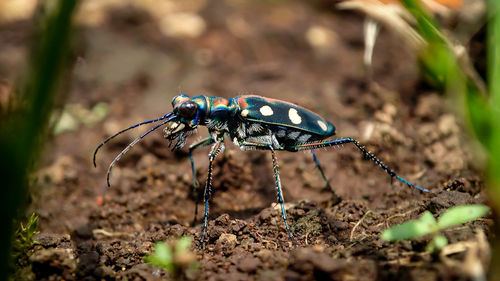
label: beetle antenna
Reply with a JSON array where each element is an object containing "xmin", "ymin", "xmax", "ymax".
[
  {"xmin": 93, "ymin": 112, "xmax": 174, "ymax": 167},
  {"xmin": 106, "ymin": 116, "xmax": 174, "ymax": 187}
]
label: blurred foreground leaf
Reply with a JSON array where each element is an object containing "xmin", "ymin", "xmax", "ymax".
[
  {"xmin": 382, "ymin": 205, "xmax": 489, "ymax": 252},
  {"xmin": 145, "ymin": 236, "xmax": 199, "ymax": 280},
  {"xmin": 145, "ymin": 242, "xmax": 174, "ymax": 272},
  {"xmin": 381, "ymin": 211, "xmax": 437, "ymax": 242},
  {"xmin": 0, "ymin": 0, "xmax": 78, "ymax": 279},
  {"xmin": 437, "ymin": 204, "xmax": 490, "ymax": 229}
]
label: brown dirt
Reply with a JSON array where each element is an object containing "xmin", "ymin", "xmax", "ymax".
[{"xmin": 1, "ymin": 0, "xmax": 491, "ymax": 280}]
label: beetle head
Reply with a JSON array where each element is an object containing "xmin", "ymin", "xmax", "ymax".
[{"xmin": 164, "ymin": 95, "xmax": 202, "ymax": 150}]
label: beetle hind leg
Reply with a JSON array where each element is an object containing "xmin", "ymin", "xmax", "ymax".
[
  {"xmin": 290, "ymin": 138, "xmax": 429, "ymax": 193},
  {"xmin": 311, "ymin": 150, "xmax": 341, "ymax": 205}
]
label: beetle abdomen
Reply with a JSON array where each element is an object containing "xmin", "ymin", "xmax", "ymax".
[
  {"xmin": 272, "ymin": 125, "xmax": 328, "ymax": 147},
  {"xmin": 236, "ymin": 95, "xmax": 335, "ymax": 137}
]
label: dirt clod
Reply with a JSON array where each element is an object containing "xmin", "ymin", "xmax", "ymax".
[
  {"xmin": 35, "ymin": 233, "xmax": 71, "ymax": 248},
  {"xmin": 428, "ymin": 191, "xmax": 475, "ymax": 214},
  {"xmin": 236, "ymin": 255, "xmax": 260, "ymax": 273},
  {"xmin": 30, "ymin": 248, "xmax": 76, "ymax": 280},
  {"xmin": 215, "ymin": 233, "xmax": 238, "ymax": 256}
]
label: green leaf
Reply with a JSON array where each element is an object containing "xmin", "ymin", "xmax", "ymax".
[
  {"xmin": 426, "ymin": 235, "xmax": 448, "ymax": 253},
  {"xmin": 381, "ymin": 211, "xmax": 437, "ymax": 241},
  {"xmin": 437, "ymin": 204, "xmax": 490, "ymax": 229},
  {"xmin": 419, "ymin": 211, "xmax": 437, "ymax": 224},
  {"xmin": 27, "ymin": 213, "xmax": 39, "ymax": 238},
  {"xmin": 155, "ymin": 242, "xmax": 172, "ymax": 263},
  {"xmin": 145, "ymin": 242, "xmax": 173, "ymax": 271},
  {"xmin": 433, "ymin": 235, "xmax": 448, "ymax": 249},
  {"xmin": 175, "ymin": 236, "xmax": 192, "ymax": 253}
]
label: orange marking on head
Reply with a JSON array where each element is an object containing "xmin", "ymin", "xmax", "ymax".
[{"xmin": 173, "ymin": 96, "xmax": 191, "ymax": 106}]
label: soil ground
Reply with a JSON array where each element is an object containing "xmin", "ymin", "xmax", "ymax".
[{"xmin": 1, "ymin": 0, "xmax": 491, "ymax": 280}]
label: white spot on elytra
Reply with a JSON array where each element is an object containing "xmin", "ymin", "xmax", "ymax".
[
  {"xmin": 260, "ymin": 105, "xmax": 274, "ymax": 116},
  {"xmin": 317, "ymin": 120, "xmax": 328, "ymax": 131},
  {"xmin": 288, "ymin": 108, "xmax": 302, "ymax": 124},
  {"xmin": 241, "ymin": 109, "xmax": 249, "ymax": 117}
]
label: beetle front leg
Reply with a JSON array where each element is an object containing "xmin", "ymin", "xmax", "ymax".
[
  {"xmin": 198, "ymin": 140, "xmax": 225, "ymax": 248},
  {"xmin": 188, "ymin": 136, "xmax": 215, "ymax": 226}
]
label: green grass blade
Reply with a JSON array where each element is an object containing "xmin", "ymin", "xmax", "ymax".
[{"xmin": 0, "ymin": 1, "xmax": 78, "ymax": 279}]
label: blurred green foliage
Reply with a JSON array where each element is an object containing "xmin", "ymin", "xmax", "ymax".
[
  {"xmin": 399, "ymin": 0, "xmax": 500, "ymax": 273},
  {"xmin": 0, "ymin": 0, "xmax": 78, "ymax": 279},
  {"xmin": 145, "ymin": 236, "xmax": 200, "ymax": 280},
  {"xmin": 381, "ymin": 205, "xmax": 489, "ymax": 252},
  {"xmin": 401, "ymin": 0, "xmax": 500, "ymax": 198},
  {"xmin": 484, "ymin": 0, "xmax": 500, "ymax": 206},
  {"xmin": 53, "ymin": 102, "xmax": 109, "ymax": 135}
]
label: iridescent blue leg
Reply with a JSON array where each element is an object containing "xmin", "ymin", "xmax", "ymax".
[
  {"xmin": 198, "ymin": 140, "xmax": 224, "ymax": 248},
  {"xmin": 270, "ymin": 147, "xmax": 296, "ymax": 245},
  {"xmin": 289, "ymin": 138, "xmax": 429, "ymax": 193},
  {"xmin": 311, "ymin": 150, "xmax": 341, "ymax": 204},
  {"xmin": 311, "ymin": 149, "xmax": 330, "ymax": 188},
  {"xmin": 239, "ymin": 141, "xmax": 296, "ymax": 244},
  {"xmin": 188, "ymin": 136, "xmax": 214, "ymax": 225}
]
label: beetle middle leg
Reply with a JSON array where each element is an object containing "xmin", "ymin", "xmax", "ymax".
[
  {"xmin": 188, "ymin": 136, "xmax": 215, "ymax": 226},
  {"xmin": 240, "ymin": 141, "xmax": 296, "ymax": 245},
  {"xmin": 269, "ymin": 147, "xmax": 296, "ymax": 245}
]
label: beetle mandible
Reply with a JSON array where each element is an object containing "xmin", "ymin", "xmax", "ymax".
[{"xmin": 93, "ymin": 94, "xmax": 429, "ymax": 246}]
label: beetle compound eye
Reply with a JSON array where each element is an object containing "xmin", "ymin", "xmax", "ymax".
[{"xmin": 178, "ymin": 101, "xmax": 197, "ymax": 119}]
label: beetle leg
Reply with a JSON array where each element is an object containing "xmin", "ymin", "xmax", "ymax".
[
  {"xmin": 198, "ymin": 140, "xmax": 225, "ymax": 248},
  {"xmin": 269, "ymin": 146, "xmax": 296, "ymax": 246},
  {"xmin": 188, "ymin": 136, "xmax": 215, "ymax": 226},
  {"xmin": 311, "ymin": 149, "xmax": 330, "ymax": 188},
  {"xmin": 311, "ymin": 150, "xmax": 341, "ymax": 205},
  {"xmin": 289, "ymin": 138, "xmax": 429, "ymax": 192},
  {"xmin": 238, "ymin": 140, "xmax": 296, "ymax": 245}
]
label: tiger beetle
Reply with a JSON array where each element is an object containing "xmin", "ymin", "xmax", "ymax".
[{"xmin": 93, "ymin": 94, "xmax": 429, "ymax": 247}]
